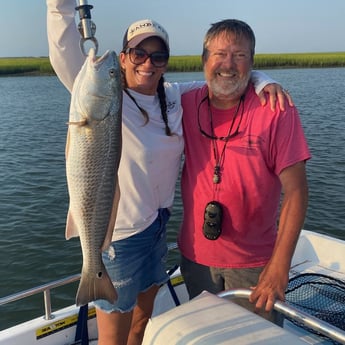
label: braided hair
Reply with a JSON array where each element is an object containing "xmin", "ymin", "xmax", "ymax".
[
  {"xmin": 157, "ymin": 76, "xmax": 172, "ymax": 136},
  {"xmin": 121, "ymin": 69, "xmax": 172, "ymax": 136}
]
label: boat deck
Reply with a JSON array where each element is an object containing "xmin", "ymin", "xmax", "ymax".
[{"xmin": 1, "ymin": 230, "xmax": 345, "ymax": 345}]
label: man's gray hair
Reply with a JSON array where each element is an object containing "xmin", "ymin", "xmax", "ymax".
[{"xmin": 202, "ymin": 19, "xmax": 256, "ymax": 60}]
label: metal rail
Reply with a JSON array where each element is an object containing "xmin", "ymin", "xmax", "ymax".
[
  {"xmin": 0, "ymin": 274, "xmax": 81, "ymax": 320},
  {"xmin": 218, "ymin": 289, "xmax": 345, "ymax": 345},
  {"xmin": 0, "ymin": 244, "xmax": 179, "ymax": 321}
]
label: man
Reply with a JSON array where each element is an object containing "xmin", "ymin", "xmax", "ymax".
[{"xmin": 178, "ymin": 19, "xmax": 311, "ymax": 323}]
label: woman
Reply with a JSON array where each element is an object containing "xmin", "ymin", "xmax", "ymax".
[{"xmin": 47, "ymin": 1, "xmax": 291, "ymax": 344}]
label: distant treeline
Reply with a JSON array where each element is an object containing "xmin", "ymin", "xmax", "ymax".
[{"xmin": 1, "ymin": 52, "xmax": 345, "ymax": 76}]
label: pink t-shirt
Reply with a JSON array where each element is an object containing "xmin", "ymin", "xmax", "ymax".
[{"xmin": 178, "ymin": 84, "xmax": 311, "ymax": 268}]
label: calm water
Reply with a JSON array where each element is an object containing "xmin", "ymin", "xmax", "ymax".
[{"xmin": 1, "ymin": 69, "xmax": 345, "ymax": 329}]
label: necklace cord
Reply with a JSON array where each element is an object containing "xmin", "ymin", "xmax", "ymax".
[{"xmin": 197, "ymin": 93, "xmax": 245, "ymax": 185}]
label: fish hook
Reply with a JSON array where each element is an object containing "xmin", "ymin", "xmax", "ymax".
[{"xmin": 76, "ymin": 1, "xmax": 99, "ymax": 56}]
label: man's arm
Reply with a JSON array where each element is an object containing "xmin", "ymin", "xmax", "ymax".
[{"xmin": 249, "ymin": 161, "xmax": 308, "ymax": 312}]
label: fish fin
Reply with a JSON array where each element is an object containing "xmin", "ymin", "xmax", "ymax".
[
  {"xmin": 67, "ymin": 119, "xmax": 88, "ymax": 126},
  {"xmin": 65, "ymin": 129, "xmax": 70, "ymax": 160},
  {"xmin": 101, "ymin": 182, "xmax": 121, "ymax": 251},
  {"xmin": 76, "ymin": 263, "xmax": 118, "ymax": 306},
  {"xmin": 65, "ymin": 210, "xmax": 79, "ymax": 240}
]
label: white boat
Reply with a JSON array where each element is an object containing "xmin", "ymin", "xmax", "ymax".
[{"xmin": 1, "ymin": 229, "xmax": 345, "ymax": 345}]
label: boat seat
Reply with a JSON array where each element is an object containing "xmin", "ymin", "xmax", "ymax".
[{"xmin": 142, "ymin": 291, "xmax": 308, "ymax": 345}]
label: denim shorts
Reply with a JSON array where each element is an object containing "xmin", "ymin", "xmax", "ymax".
[{"xmin": 94, "ymin": 208, "xmax": 170, "ymax": 313}]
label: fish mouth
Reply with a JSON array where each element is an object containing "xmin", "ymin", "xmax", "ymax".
[
  {"xmin": 96, "ymin": 50, "xmax": 111, "ymax": 62},
  {"xmin": 93, "ymin": 49, "xmax": 111, "ymax": 64},
  {"xmin": 87, "ymin": 48, "xmax": 116, "ymax": 66}
]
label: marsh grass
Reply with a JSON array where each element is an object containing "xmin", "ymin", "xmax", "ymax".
[
  {"xmin": 0, "ymin": 57, "xmax": 53, "ymax": 76},
  {"xmin": 1, "ymin": 52, "xmax": 345, "ymax": 76},
  {"xmin": 254, "ymin": 52, "xmax": 345, "ymax": 69},
  {"xmin": 168, "ymin": 55, "xmax": 203, "ymax": 71}
]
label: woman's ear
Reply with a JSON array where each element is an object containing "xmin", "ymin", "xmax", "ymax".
[{"xmin": 119, "ymin": 51, "xmax": 127, "ymax": 69}]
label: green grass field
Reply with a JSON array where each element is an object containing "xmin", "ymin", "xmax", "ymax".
[
  {"xmin": 0, "ymin": 57, "xmax": 53, "ymax": 76},
  {"xmin": 1, "ymin": 52, "xmax": 345, "ymax": 76}
]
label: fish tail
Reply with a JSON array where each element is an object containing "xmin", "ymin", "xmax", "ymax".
[{"xmin": 76, "ymin": 265, "xmax": 118, "ymax": 306}]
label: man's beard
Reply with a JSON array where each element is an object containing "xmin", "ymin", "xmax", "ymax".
[{"xmin": 209, "ymin": 72, "xmax": 251, "ymax": 101}]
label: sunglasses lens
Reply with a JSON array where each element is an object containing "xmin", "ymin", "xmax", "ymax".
[
  {"xmin": 128, "ymin": 48, "xmax": 168, "ymax": 67},
  {"xmin": 151, "ymin": 52, "xmax": 169, "ymax": 67},
  {"xmin": 130, "ymin": 49, "xmax": 147, "ymax": 64}
]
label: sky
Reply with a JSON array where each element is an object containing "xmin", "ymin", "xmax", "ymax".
[{"xmin": 1, "ymin": 0, "xmax": 345, "ymax": 58}]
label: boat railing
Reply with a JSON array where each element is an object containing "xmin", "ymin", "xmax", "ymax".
[
  {"xmin": 0, "ymin": 273, "xmax": 81, "ymax": 320},
  {"xmin": 0, "ymin": 243, "xmax": 180, "ymax": 322},
  {"xmin": 2, "ymin": 247, "xmax": 344, "ymax": 345},
  {"xmin": 1, "ymin": 276, "xmax": 345, "ymax": 344},
  {"xmin": 218, "ymin": 289, "xmax": 345, "ymax": 345}
]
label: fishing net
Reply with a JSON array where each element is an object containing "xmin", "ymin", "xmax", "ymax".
[{"xmin": 285, "ymin": 273, "xmax": 345, "ymax": 344}]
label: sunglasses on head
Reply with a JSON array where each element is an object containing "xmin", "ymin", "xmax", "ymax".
[{"xmin": 125, "ymin": 47, "xmax": 169, "ymax": 68}]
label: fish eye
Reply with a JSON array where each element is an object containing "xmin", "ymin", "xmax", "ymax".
[{"xmin": 109, "ymin": 68, "xmax": 116, "ymax": 77}]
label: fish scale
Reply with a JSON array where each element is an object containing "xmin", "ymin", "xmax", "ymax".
[{"xmin": 65, "ymin": 48, "xmax": 122, "ymax": 306}]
